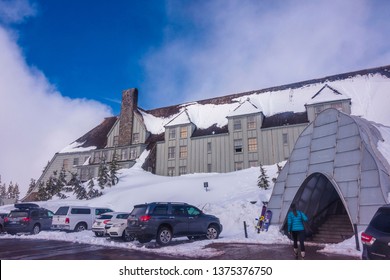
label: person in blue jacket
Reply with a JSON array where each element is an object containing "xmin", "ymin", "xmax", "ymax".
[{"xmin": 287, "ymin": 203, "xmax": 308, "ymax": 259}]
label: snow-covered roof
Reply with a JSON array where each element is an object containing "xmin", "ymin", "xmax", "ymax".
[
  {"xmin": 227, "ymin": 98, "xmax": 262, "ymax": 117},
  {"xmin": 165, "ymin": 110, "xmax": 192, "ymax": 127},
  {"xmin": 305, "ymin": 84, "xmax": 350, "ymax": 105}
]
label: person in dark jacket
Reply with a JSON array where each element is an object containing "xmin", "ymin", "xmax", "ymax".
[{"xmin": 287, "ymin": 203, "xmax": 308, "ymax": 259}]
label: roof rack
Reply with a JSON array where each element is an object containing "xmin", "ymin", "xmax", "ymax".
[{"xmin": 14, "ymin": 203, "xmax": 40, "ymax": 209}]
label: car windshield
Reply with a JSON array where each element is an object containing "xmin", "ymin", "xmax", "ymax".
[
  {"xmin": 98, "ymin": 214, "xmax": 113, "ymax": 220},
  {"xmin": 371, "ymin": 208, "xmax": 390, "ymax": 233},
  {"xmin": 116, "ymin": 213, "xmax": 129, "ymax": 219},
  {"xmin": 9, "ymin": 211, "xmax": 28, "ymax": 218},
  {"xmin": 54, "ymin": 207, "xmax": 69, "ymax": 215}
]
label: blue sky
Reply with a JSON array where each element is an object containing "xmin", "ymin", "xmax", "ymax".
[{"xmin": 1, "ymin": 0, "xmax": 390, "ymax": 194}]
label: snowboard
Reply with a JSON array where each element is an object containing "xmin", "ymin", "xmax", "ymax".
[
  {"xmin": 262, "ymin": 210, "xmax": 272, "ymax": 231},
  {"xmin": 255, "ymin": 202, "xmax": 268, "ymax": 233}
]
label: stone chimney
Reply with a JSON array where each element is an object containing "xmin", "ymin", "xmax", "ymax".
[{"xmin": 118, "ymin": 88, "xmax": 138, "ymax": 146}]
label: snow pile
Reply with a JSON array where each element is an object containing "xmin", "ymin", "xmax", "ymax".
[{"xmin": 0, "ymin": 160, "xmax": 362, "ymax": 259}]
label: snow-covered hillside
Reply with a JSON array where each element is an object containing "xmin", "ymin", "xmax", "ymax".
[{"xmin": 0, "ymin": 157, "xmax": 361, "ymax": 259}]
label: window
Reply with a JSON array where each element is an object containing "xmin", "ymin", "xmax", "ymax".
[
  {"xmin": 169, "ymin": 129, "xmax": 176, "ymax": 139},
  {"xmin": 180, "ymin": 126, "xmax": 188, "ymax": 138},
  {"xmin": 73, "ymin": 158, "xmax": 79, "ymax": 166},
  {"xmin": 207, "ymin": 164, "xmax": 212, "ymax": 173},
  {"xmin": 152, "ymin": 205, "xmax": 168, "ymax": 215},
  {"xmin": 168, "ymin": 167, "xmax": 175, "ymax": 176},
  {"xmin": 235, "ymin": 162, "xmax": 243, "ymax": 171},
  {"xmin": 168, "ymin": 147, "xmax": 175, "ymax": 159},
  {"xmin": 63, "ymin": 159, "xmax": 69, "ymax": 170},
  {"xmin": 130, "ymin": 148, "xmax": 137, "ymax": 160},
  {"xmin": 248, "ymin": 138, "xmax": 258, "ymax": 152},
  {"xmin": 179, "ymin": 166, "xmax": 187, "ymax": 175},
  {"xmin": 283, "ymin": 133, "xmax": 288, "ymax": 145},
  {"xmin": 234, "ymin": 139, "xmax": 243, "ymax": 153},
  {"xmin": 121, "ymin": 148, "xmax": 129, "ymax": 160},
  {"xmin": 331, "ymin": 102, "xmax": 343, "ymax": 111},
  {"xmin": 93, "ymin": 152, "xmax": 101, "ymax": 163},
  {"xmin": 179, "ymin": 146, "xmax": 188, "ymax": 158},
  {"xmin": 247, "ymin": 116, "xmax": 256, "ymax": 130},
  {"xmin": 315, "ymin": 105, "xmax": 323, "ymax": 117},
  {"xmin": 233, "ymin": 119, "xmax": 242, "ymax": 131},
  {"xmin": 207, "ymin": 142, "xmax": 212, "ymax": 153},
  {"xmin": 132, "ymin": 133, "xmax": 140, "ymax": 144},
  {"xmin": 113, "ymin": 136, "xmax": 119, "ymax": 147},
  {"xmin": 71, "ymin": 208, "xmax": 91, "ymax": 215},
  {"xmin": 102, "ymin": 151, "xmax": 108, "ymax": 161},
  {"xmin": 249, "ymin": 161, "xmax": 258, "ymax": 167}
]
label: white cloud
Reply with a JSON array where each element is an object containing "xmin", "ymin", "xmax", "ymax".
[
  {"xmin": 0, "ymin": 25, "xmax": 112, "ymax": 196},
  {"xmin": 141, "ymin": 0, "xmax": 390, "ymax": 108},
  {"xmin": 0, "ymin": 0, "xmax": 36, "ymax": 24}
]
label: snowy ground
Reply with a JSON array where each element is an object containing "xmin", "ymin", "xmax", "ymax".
[{"xmin": 0, "ymin": 158, "xmax": 362, "ymax": 259}]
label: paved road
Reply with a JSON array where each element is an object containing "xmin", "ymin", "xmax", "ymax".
[{"xmin": 0, "ymin": 239, "xmax": 359, "ymax": 260}]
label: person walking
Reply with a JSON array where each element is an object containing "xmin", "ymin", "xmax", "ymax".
[{"xmin": 287, "ymin": 203, "xmax": 308, "ymax": 259}]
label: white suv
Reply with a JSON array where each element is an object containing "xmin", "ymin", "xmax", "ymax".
[{"xmin": 51, "ymin": 206, "xmax": 113, "ymax": 232}]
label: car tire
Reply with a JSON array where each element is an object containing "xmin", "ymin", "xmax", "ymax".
[
  {"xmin": 75, "ymin": 222, "xmax": 87, "ymax": 232},
  {"xmin": 95, "ymin": 232, "xmax": 103, "ymax": 237},
  {"xmin": 206, "ymin": 225, "xmax": 220, "ymax": 240},
  {"xmin": 31, "ymin": 224, "xmax": 40, "ymax": 235},
  {"xmin": 122, "ymin": 231, "xmax": 134, "ymax": 242},
  {"xmin": 156, "ymin": 227, "xmax": 172, "ymax": 246}
]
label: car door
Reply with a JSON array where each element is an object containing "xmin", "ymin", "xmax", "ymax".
[
  {"xmin": 186, "ymin": 206, "xmax": 205, "ymax": 235},
  {"xmin": 170, "ymin": 205, "xmax": 189, "ymax": 236}
]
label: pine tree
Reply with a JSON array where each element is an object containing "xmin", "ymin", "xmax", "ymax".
[
  {"xmin": 257, "ymin": 163, "xmax": 270, "ymax": 190},
  {"xmin": 57, "ymin": 167, "xmax": 71, "ymax": 196},
  {"xmin": 0, "ymin": 182, "xmax": 6, "ymax": 199},
  {"xmin": 108, "ymin": 149, "xmax": 120, "ymax": 186},
  {"xmin": 36, "ymin": 181, "xmax": 51, "ymax": 201},
  {"xmin": 86, "ymin": 178, "xmax": 102, "ymax": 199},
  {"xmin": 7, "ymin": 182, "xmax": 14, "ymax": 199},
  {"xmin": 12, "ymin": 183, "xmax": 20, "ymax": 200},
  {"xmin": 69, "ymin": 172, "xmax": 87, "ymax": 200},
  {"xmin": 97, "ymin": 161, "xmax": 109, "ymax": 189},
  {"xmin": 27, "ymin": 179, "xmax": 37, "ymax": 195}
]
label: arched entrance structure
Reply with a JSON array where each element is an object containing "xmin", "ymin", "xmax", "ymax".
[{"xmin": 268, "ymin": 108, "xmax": 390, "ymax": 244}]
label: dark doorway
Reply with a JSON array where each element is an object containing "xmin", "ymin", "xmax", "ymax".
[{"xmin": 283, "ymin": 173, "xmax": 354, "ymax": 243}]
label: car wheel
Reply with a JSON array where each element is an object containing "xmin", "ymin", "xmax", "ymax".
[
  {"xmin": 31, "ymin": 224, "xmax": 40, "ymax": 235},
  {"xmin": 95, "ymin": 232, "xmax": 103, "ymax": 237},
  {"xmin": 75, "ymin": 223, "xmax": 87, "ymax": 232},
  {"xmin": 206, "ymin": 225, "xmax": 219, "ymax": 240},
  {"xmin": 122, "ymin": 231, "xmax": 134, "ymax": 242},
  {"xmin": 156, "ymin": 227, "xmax": 172, "ymax": 246}
]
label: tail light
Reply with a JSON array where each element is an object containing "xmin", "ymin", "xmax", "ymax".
[
  {"xmin": 140, "ymin": 215, "xmax": 151, "ymax": 222},
  {"xmin": 4, "ymin": 217, "xmax": 9, "ymax": 223},
  {"xmin": 65, "ymin": 217, "xmax": 70, "ymax": 224},
  {"xmin": 103, "ymin": 220, "xmax": 110, "ymax": 224},
  {"xmin": 361, "ymin": 232, "xmax": 376, "ymax": 245},
  {"xmin": 22, "ymin": 217, "xmax": 31, "ymax": 222}
]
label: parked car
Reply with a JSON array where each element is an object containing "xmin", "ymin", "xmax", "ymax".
[
  {"xmin": 0, "ymin": 212, "xmax": 9, "ymax": 232},
  {"xmin": 51, "ymin": 206, "xmax": 113, "ymax": 232},
  {"xmin": 92, "ymin": 212, "xmax": 114, "ymax": 237},
  {"xmin": 361, "ymin": 204, "xmax": 390, "ymax": 259},
  {"xmin": 3, "ymin": 203, "xmax": 53, "ymax": 235},
  {"xmin": 125, "ymin": 202, "xmax": 223, "ymax": 246},
  {"xmin": 106, "ymin": 212, "xmax": 131, "ymax": 241}
]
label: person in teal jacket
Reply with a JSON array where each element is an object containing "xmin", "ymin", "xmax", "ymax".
[{"xmin": 287, "ymin": 203, "xmax": 308, "ymax": 259}]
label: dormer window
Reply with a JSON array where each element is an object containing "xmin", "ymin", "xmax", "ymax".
[
  {"xmin": 169, "ymin": 129, "xmax": 176, "ymax": 139},
  {"xmin": 180, "ymin": 127, "xmax": 188, "ymax": 138},
  {"xmin": 247, "ymin": 116, "xmax": 256, "ymax": 130},
  {"xmin": 234, "ymin": 119, "xmax": 242, "ymax": 131},
  {"xmin": 331, "ymin": 102, "xmax": 343, "ymax": 111},
  {"xmin": 132, "ymin": 133, "xmax": 139, "ymax": 144}
]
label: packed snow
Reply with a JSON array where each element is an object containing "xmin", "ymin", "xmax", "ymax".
[{"xmin": 0, "ymin": 155, "xmax": 363, "ymax": 259}]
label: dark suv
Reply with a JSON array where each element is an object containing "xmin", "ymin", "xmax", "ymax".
[
  {"xmin": 4, "ymin": 203, "xmax": 54, "ymax": 235},
  {"xmin": 361, "ymin": 204, "xmax": 390, "ymax": 259},
  {"xmin": 126, "ymin": 202, "xmax": 223, "ymax": 246}
]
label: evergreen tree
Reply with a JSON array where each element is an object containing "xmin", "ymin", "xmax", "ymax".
[
  {"xmin": 0, "ymin": 182, "xmax": 6, "ymax": 199},
  {"xmin": 36, "ymin": 181, "xmax": 51, "ymax": 201},
  {"xmin": 257, "ymin": 163, "xmax": 270, "ymax": 190},
  {"xmin": 108, "ymin": 149, "xmax": 120, "ymax": 186},
  {"xmin": 272, "ymin": 163, "xmax": 283, "ymax": 183},
  {"xmin": 97, "ymin": 161, "xmax": 109, "ymax": 189},
  {"xmin": 7, "ymin": 182, "xmax": 14, "ymax": 199},
  {"xmin": 27, "ymin": 179, "xmax": 37, "ymax": 195},
  {"xmin": 57, "ymin": 167, "xmax": 71, "ymax": 196},
  {"xmin": 12, "ymin": 183, "xmax": 20, "ymax": 200},
  {"xmin": 69, "ymin": 172, "xmax": 87, "ymax": 200},
  {"xmin": 86, "ymin": 178, "xmax": 102, "ymax": 199}
]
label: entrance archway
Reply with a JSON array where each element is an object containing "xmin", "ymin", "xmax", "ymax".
[{"xmin": 282, "ymin": 172, "xmax": 354, "ymax": 243}]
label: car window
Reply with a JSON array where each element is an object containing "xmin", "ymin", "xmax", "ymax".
[
  {"xmin": 55, "ymin": 207, "xmax": 69, "ymax": 215},
  {"xmin": 152, "ymin": 205, "xmax": 168, "ymax": 215},
  {"xmin": 116, "ymin": 213, "xmax": 129, "ymax": 219},
  {"xmin": 172, "ymin": 205, "xmax": 186, "ymax": 216},
  {"xmin": 371, "ymin": 208, "xmax": 390, "ymax": 233},
  {"xmin": 31, "ymin": 210, "xmax": 39, "ymax": 218},
  {"xmin": 39, "ymin": 209, "xmax": 48, "ymax": 218},
  {"xmin": 98, "ymin": 214, "xmax": 113, "ymax": 219},
  {"xmin": 71, "ymin": 208, "xmax": 91, "ymax": 215},
  {"xmin": 9, "ymin": 211, "xmax": 28, "ymax": 218},
  {"xmin": 186, "ymin": 206, "xmax": 201, "ymax": 216},
  {"xmin": 131, "ymin": 205, "xmax": 147, "ymax": 216},
  {"xmin": 96, "ymin": 208, "xmax": 113, "ymax": 215}
]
